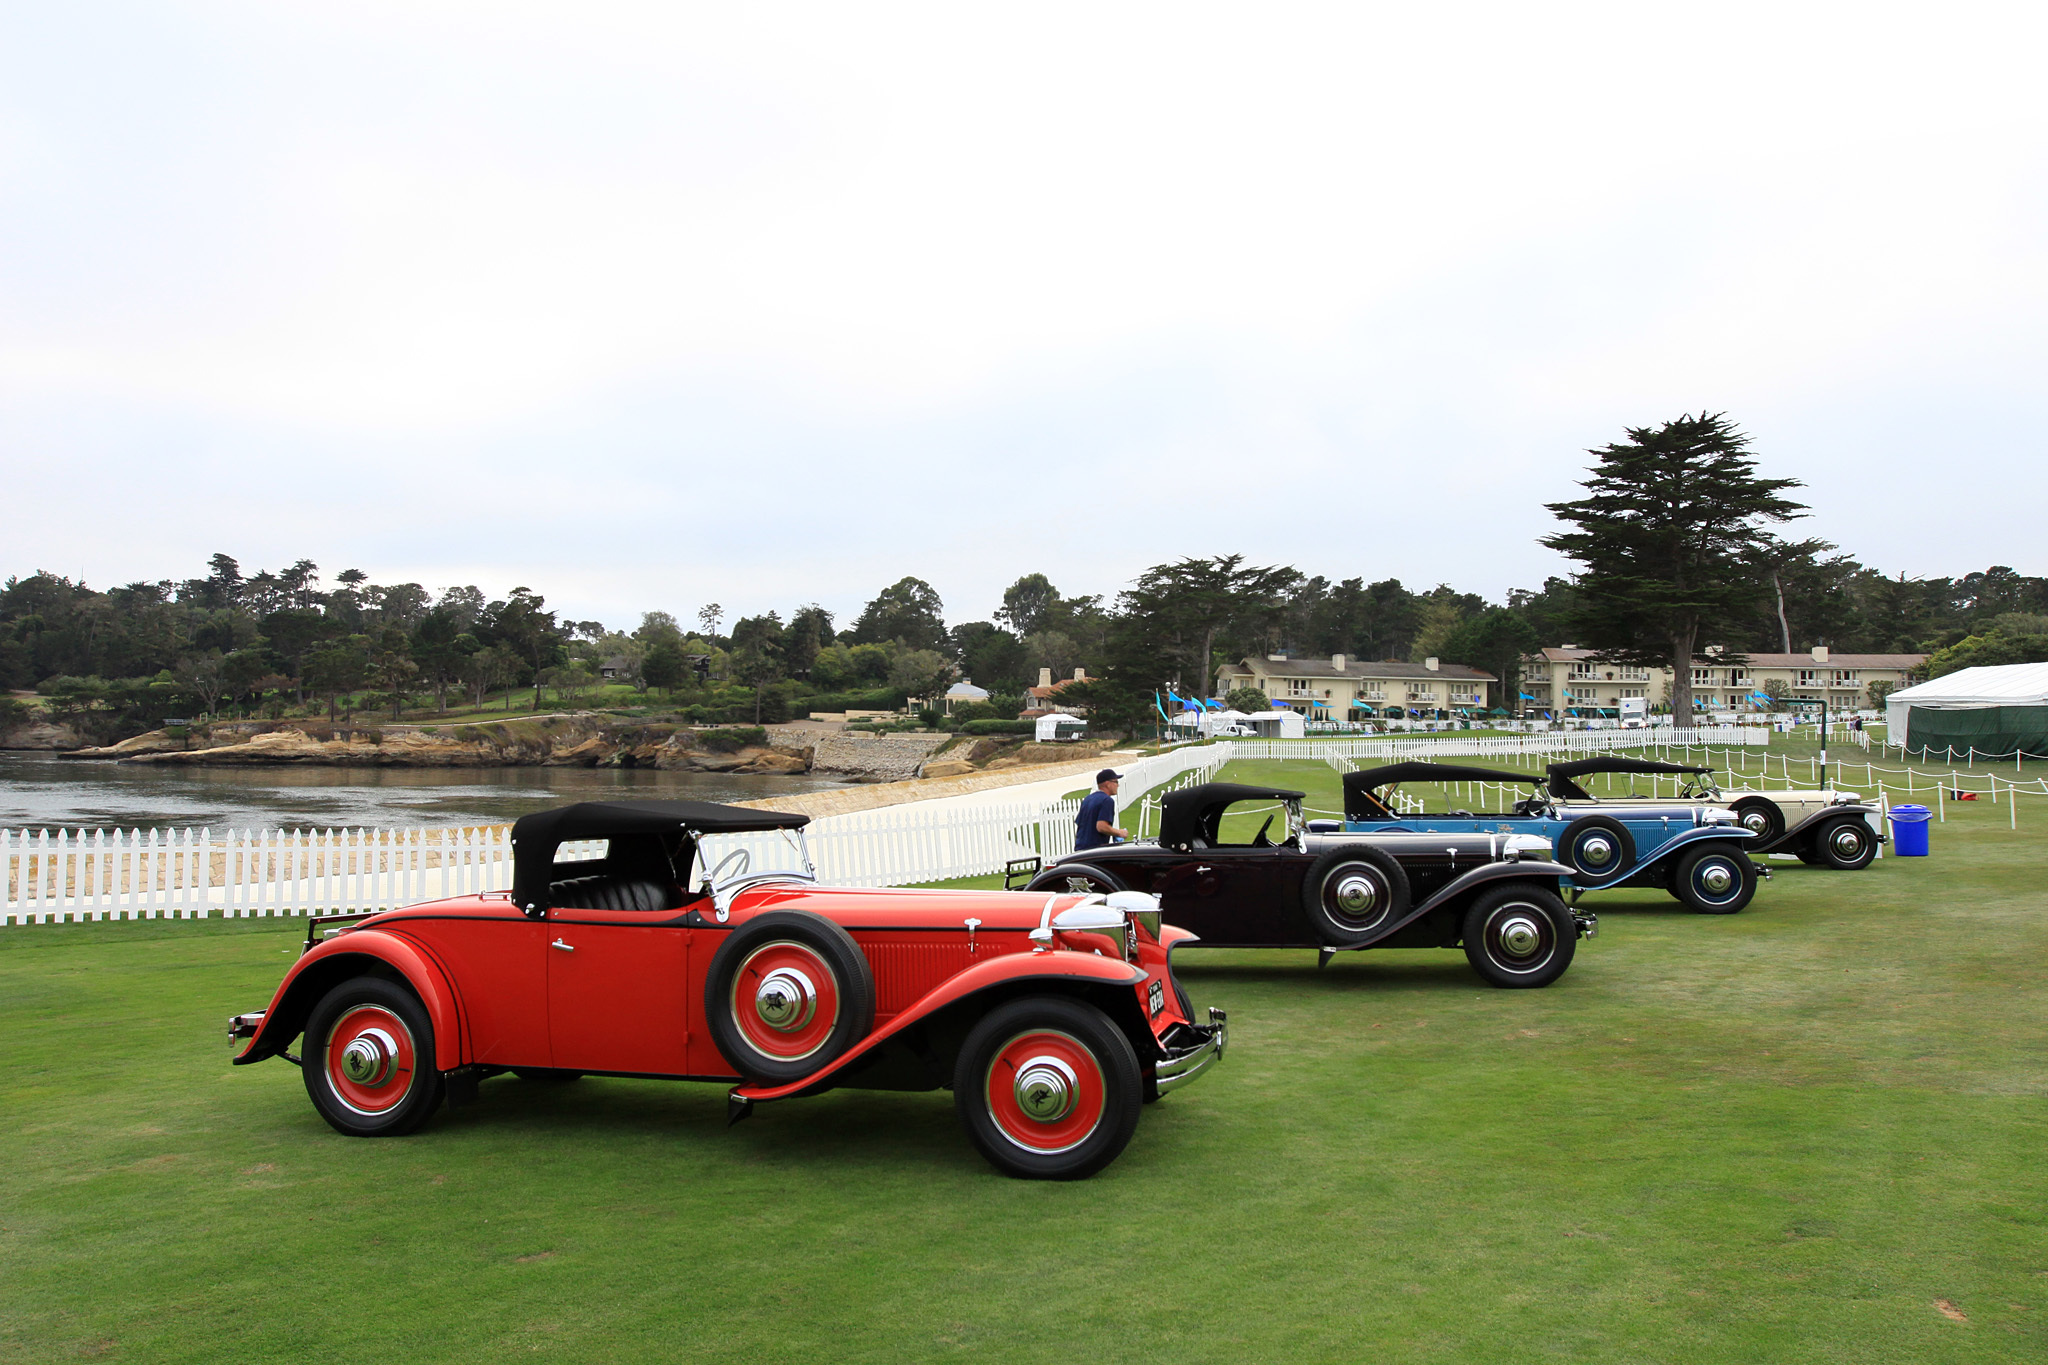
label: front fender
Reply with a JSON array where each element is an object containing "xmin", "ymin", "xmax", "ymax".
[
  {"xmin": 1768, "ymin": 804, "xmax": 1886, "ymax": 852},
  {"xmin": 731, "ymin": 950, "xmax": 1146, "ymax": 1104},
  {"xmin": 1619, "ymin": 826, "xmax": 1756, "ymax": 880},
  {"xmin": 1412, "ymin": 858, "xmax": 1574, "ymax": 917},
  {"xmin": 232, "ymin": 929, "xmax": 465, "ymax": 1072}
]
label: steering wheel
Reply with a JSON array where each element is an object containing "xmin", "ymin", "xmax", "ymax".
[
  {"xmin": 1251, "ymin": 814, "xmax": 1275, "ymax": 847},
  {"xmin": 708, "ymin": 846, "xmax": 751, "ymax": 886}
]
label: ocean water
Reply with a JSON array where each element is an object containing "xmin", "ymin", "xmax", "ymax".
[{"xmin": 0, "ymin": 752, "xmax": 847, "ymax": 832}]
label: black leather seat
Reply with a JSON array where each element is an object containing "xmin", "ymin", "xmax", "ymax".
[{"xmin": 547, "ymin": 876, "xmax": 681, "ymax": 913}]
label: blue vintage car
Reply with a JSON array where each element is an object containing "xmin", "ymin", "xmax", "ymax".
[{"xmin": 1327, "ymin": 760, "xmax": 1765, "ymax": 913}]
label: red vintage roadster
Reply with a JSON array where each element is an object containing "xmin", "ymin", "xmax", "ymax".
[{"xmin": 228, "ymin": 800, "xmax": 1226, "ymax": 1179}]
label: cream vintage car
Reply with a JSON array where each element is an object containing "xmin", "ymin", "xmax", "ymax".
[{"xmin": 1545, "ymin": 758, "xmax": 1884, "ymax": 871}]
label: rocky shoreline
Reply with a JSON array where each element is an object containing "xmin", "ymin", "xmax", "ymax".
[
  {"xmin": 12, "ymin": 714, "xmax": 1126, "ymax": 788},
  {"xmin": 54, "ymin": 716, "xmax": 814, "ymax": 775}
]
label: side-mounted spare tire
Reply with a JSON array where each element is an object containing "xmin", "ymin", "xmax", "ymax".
[
  {"xmin": 1300, "ymin": 844, "xmax": 1411, "ymax": 948},
  {"xmin": 706, "ymin": 910, "xmax": 876, "ymax": 1084},
  {"xmin": 1024, "ymin": 864, "xmax": 1127, "ymax": 896},
  {"xmin": 1556, "ymin": 815, "xmax": 1636, "ymax": 886}
]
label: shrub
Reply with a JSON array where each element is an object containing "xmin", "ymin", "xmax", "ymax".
[
  {"xmin": 961, "ymin": 719, "xmax": 1036, "ymax": 736},
  {"xmin": 695, "ymin": 726, "xmax": 767, "ymax": 753}
]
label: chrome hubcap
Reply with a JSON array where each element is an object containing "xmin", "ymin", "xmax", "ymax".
[
  {"xmin": 1699, "ymin": 863, "xmax": 1735, "ymax": 895},
  {"xmin": 1013, "ymin": 1056, "xmax": 1078, "ymax": 1123},
  {"xmin": 754, "ymin": 968, "xmax": 818, "ymax": 1033},
  {"xmin": 1497, "ymin": 915, "xmax": 1543, "ymax": 957},
  {"xmin": 1742, "ymin": 811, "xmax": 1770, "ymax": 833},
  {"xmin": 1331, "ymin": 871, "xmax": 1378, "ymax": 917},
  {"xmin": 1831, "ymin": 827, "xmax": 1864, "ymax": 857},
  {"xmin": 339, "ymin": 1028, "xmax": 396, "ymax": 1087},
  {"xmin": 1578, "ymin": 836, "xmax": 1615, "ymax": 868}
]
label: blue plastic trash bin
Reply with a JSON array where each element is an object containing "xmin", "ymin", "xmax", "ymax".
[{"xmin": 1889, "ymin": 804, "xmax": 1931, "ymax": 857}]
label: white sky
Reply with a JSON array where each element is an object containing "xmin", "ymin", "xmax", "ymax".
[{"xmin": 3, "ymin": 2, "xmax": 2044, "ymax": 629}]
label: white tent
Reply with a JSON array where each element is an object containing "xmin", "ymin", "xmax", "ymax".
[
  {"xmin": 1034, "ymin": 712, "xmax": 1088, "ymax": 742},
  {"xmin": 1241, "ymin": 709, "xmax": 1306, "ymax": 739},
  {"xmin": 1885, "ymin": 663, "xmax": 2048, "ymax": 757}
]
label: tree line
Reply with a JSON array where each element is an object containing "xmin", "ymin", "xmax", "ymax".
[{"xmin": 4, "ymin": 414, "xmax": 2043, "ymax": 739}]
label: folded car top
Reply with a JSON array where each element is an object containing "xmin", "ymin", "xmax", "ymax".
[
  {"xmin": 1157, "ymin": 782, "xmax": 1306, "ymax": 850},
  {"xmin": 1341, "ymin": 763, "xmax": 1544, "ymax": 821},
  {"xmin": 511, "ymin": 799, "xmax": 811, "ymax": 912},
  {"xmin": 1544, "ymin": 757, "xmax": 1713, "ymax": 799}
]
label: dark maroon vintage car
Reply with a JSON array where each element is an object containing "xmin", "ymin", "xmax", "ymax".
[
  {"xmin": 1016, "ymin": 783, "xmax": 1594, "ymax": 988},
  {"xmin": 229, "ymin": 800, "xmax": 1227, "ymax": 1179}
]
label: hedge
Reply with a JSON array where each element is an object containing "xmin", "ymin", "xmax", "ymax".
[{"xmin": 960, "ymin": 719, "xmax": 1037, "ymax": 736}]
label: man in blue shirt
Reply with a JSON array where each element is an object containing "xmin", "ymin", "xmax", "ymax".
[{"xmin": 1074, "ymin": 769, "xmax": 1129, "ymax": 851}]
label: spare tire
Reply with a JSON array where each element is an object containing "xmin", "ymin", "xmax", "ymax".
[
  {"xmin": 1299, "ymin": 844, "xmax": 1411, "ymax": 948},
  {"xmin": 1556, "ymin": 815, "xmax": 1636, "ymax": 886},
  {"xmin": 1024, "ymin": 864, "xmax": 1127, "ymax": 896},
  {"xmin": 706, "ymin": 910, "xmax": 875, "ymax": 1083}
]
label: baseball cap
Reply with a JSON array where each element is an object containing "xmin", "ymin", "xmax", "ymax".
[{"xmin": 1097, "ymin": 769, "xmax": 1122, "ymax": 784}]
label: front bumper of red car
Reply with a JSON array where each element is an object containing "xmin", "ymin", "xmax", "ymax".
[{"xmin": 1154, "ymin": 1007, "xmax": 1228, "ymax": 1095}]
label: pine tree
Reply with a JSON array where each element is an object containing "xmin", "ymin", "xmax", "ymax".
[{"xmin": 1541, "ymin": 413, "xmax": 1807, "ymax": 719}]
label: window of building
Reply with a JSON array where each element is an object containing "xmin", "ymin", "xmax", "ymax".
[
  {"xmin": 1797, "ymin": 670, "xmax": 1821, "ymax": 686},
  {"xmin": 1569, "ymin": 662, "xmax": 1597, "ymax": 679},
  {"xmin": 1692, "ymin": 668, "xmax": 1714, "ymax": 686}
]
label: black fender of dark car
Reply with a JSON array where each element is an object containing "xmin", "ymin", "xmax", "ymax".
[
  {"xmin": 1335, "ymin": 857, "xmax": 1576, "ymax": 949},
  {"xmin": 1762, "ymin": 802, "xmax": 1887, "ymax": 854}
]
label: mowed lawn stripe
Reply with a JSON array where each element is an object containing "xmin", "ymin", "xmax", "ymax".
[{"xmin": 1, "ymin": 767, "xmax": 2042, "ymax": 1363}]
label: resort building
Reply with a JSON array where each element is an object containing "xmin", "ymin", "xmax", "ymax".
[
  {"xmin": 1213, "ymin": 654, "xmax": 1497, "ymax": 719},
  {"xmin": 1519, "ymin": 645, "xmax": 1926, "ymax": 716}
]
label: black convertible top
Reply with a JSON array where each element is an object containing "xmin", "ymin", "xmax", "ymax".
[
  {"xmin": 1545, "ymin": 757, "xmax": 1714, "ymax": 799},
  {"xmin": 1158, "ymin": 782, "xmax": 1304, "ymax": 851},
  {"xmin": 511, "ymin": 800, "xmax": 809, "ymax": 914},
  {"xmin": 1342, "ymin": 763, "xmax": 1543, "ymax": 821}
]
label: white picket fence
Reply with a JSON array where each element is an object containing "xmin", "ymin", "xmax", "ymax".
[
  {"xmin": 1227, "ymin": 726, "xmax": 1768, "ymax": 762},
  {"xmin": 1, "ymin": 740, "xmax": 1240, "ymax": 924}
]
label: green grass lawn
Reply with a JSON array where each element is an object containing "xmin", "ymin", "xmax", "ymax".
[{"xmin": 3, "ymin": 771, "xmax": 2044, "ymax": 1362}]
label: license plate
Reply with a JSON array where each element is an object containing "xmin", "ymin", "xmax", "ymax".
[{"xmin": 1148, "ymin": 979, "xmax": 1165, "ymax": 1017}]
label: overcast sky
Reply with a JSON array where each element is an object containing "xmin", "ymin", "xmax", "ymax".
[{"xmin": 3, "ymin": 3, "xmax": 2043, "ymax": 631}]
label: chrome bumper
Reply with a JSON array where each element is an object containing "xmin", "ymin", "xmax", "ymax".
[
  {"xmin": 227, "ymin": 1010, "xmax": 266, "ymax": 1041},
  {"xmin": 1154, "ymin": 1007, "xmax": 1228, "ymax": 1095},
  {"xmin": 1572, "ymin": 909, "xmax": 1598, "ymax": 940}
]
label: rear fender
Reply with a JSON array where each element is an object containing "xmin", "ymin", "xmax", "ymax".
[
  {"xmin": 232, "ymin": 929, "xmax": 465, "ymax": 1072},
  {"xmin": 731, "ymin": 950, "xmax": 1148, "ymax": 1104},
  {"xmin": 1771, "ymin": 804, "xmax": 1886, "ymax": 852}
]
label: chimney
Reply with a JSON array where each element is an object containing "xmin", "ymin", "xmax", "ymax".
[
  {"xmin": 1424, "ymin": 657, "xmax": 1440, "ymax": 672},
  {"xmin": 1072, "ymin": 667, "xmax": 1087, "ymax": 682},
  {"xmin": 1812, "ymin": 645, "xmax": 1830, "ymax": 663},
  {"xmin": 1038, "ymin": 667, "xmax": 1053, "ymax": 689},
  {"xmin": 1331, "ymin": 653, "xmax": 1346, "ymax": 671}
]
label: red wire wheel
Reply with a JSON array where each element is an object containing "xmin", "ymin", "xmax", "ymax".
[
  {"xmin": 323, "ymin": 1004, "xmax": 420, "ymax": 1115},
  {"xmin": 954, "ymin": 996, "xmax": 1142, "ymax": 1180},
  {"xmin": 301, "ymin": 976, "xmax": 444, "ymax": 1137},
  {"xmin": 705, "ymin": 911, "xmax": 875, "ymax": 1084},
  {"xmin": 729, "ymin": 940, "xmax": 842, "ymax": 1064},
  {"xmin": 983, "ymin": 1029, "xmax": 1107, "ymax": 1154}
]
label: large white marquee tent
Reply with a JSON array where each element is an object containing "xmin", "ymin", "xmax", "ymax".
[{"xmin": 1884, "ymin": 663, "xmax": 2048, "ymax": 758}]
